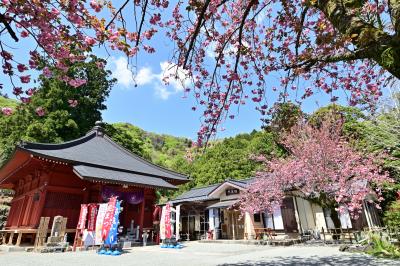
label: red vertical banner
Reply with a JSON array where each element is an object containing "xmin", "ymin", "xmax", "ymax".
[
  {"xmin": 77, "ymin": 204, "xmax": 88, "ymax": 232},
  {"xmin": 87, "ymin": 204, "xmax": 98, "ymax": 231},
  {"xmin": 165, "ymin": 203, "xmax": 172, "ymax": 239},
  {"xmin": 101, "ymin": 196, "xmax": 117, "ymax": 240}
]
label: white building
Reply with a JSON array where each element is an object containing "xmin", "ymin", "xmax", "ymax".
[{"xmin": 169, "ymin": 178, "xmax": 382, "ymax": 241}]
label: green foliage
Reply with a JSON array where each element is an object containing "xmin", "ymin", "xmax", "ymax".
[
  {"xmin": 0, "ymin": 205, "xmax": 10, "ymax": 230},
  {"xmin": 0, "ymin": 189, "xmax": 12, "ymax": 230},
  {"xmin": 308, "ymin": 104, "xmax": 367, "ymax": 140},
  {"xmin": 381, "ymin": 47, "xmax": 396, "ymax": 69},
  {"xmin": 0, "ymin": 56, "xmax": 115, "ymax": 165},
  {"xmin": 267, "ymin": 102, "xmax": 303, "ymax": 133},
  {"xmin": 182, "ymin": 131, "xmax": 285, "ymax": 190},
  {"xmin": 0, "ymin": 96, "xmax": 18, "ymax": 108},
  {"xmin": 366, "ymin": 233, "xmax": 400, "ymax": 259},
  {"xmin": 105, "ymin": 123, "xmax": 148, "ymax": 159},
  {"xmin": 384, "ymin": 201, "xmax": 400, "ymax": 228},
  {"xmin": 357, "ymin": 114, "xmax": 400, "ymax": 180},
  {"xmin": 106, "ymin": 122, "xmax": 192, "ymax": 168}
]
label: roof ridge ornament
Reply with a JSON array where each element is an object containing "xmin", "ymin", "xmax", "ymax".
[{"xmin": 93, "ymin": 120, "xmax": 105, "ymax": 136}]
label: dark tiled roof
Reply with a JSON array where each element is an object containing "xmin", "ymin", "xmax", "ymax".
[
  {"xmin": 19, "ymin": 129, "xmax": 188, "ymax": 183},
  {"xmin": 227, "ymin": 178, "xmax": 255, "ymax": 188},
  {"xmin": 73, "ymin": 165, "xmax": 177, "ymax": 190},
  {"xmin": 206, "ymin": 199, "xmax": 238, "ymax": 209},
  {"xmin": 169, "ymin": 184, "xmax": 220, "ymax": 203},
  {"xmin": 170, "ymin": 178, "xmax": 255, "ymax": 204}
]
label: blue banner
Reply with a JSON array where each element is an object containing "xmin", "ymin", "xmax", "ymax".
[{"xmin": 104, "ymin": 200, "xmax": 121, "ymax": 245}]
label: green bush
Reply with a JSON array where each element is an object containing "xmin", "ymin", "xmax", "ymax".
[
  {"xmin": 384, "ymin": 200, "xmax": 400, "ymax": 228},
  {"xmin": 366, "ymin": 233, "xmax": 400, "ymax": 259},
  {"xmin": 0, "ymin": 205, "xmax": 10, "ymax": 229}
]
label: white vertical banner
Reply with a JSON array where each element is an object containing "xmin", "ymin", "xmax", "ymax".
[
  {"xmin": 339, "ymin": 208, "xmax": 352, "ymax": 229},
  {"xmin": 273, "ymin": 207, "xmax": 284, "ymax": 230},
  {"xmin": 95, "ymin": 203, "xmax": 108, "ymax": 245},
  {"xmin": 160, "ymin": 206, "xmax": 166, "ymax": 240},
  {"xmin": 175, "ymin": 205, "xmax": 181, "ymax": 241},
  {"xmin": 215, "ymin": 209, "xmax": 220, "ymax": 228},
  {"xmin": 208, "ymin": 209, "xmax": 215, "ymax": 231},
  {"xmin": 195, "ymin": 214, "xmax": 200, "ymax": 231}
]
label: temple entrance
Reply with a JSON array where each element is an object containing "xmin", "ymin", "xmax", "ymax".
[
  {"xmin": 221, "ymin": 209, "xmax": 244, "ymax": 240},
  {"xmin": 281, "ymin": 197, "xmax": 298, "ymax": 233}
]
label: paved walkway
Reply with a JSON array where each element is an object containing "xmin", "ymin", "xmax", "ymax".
[{"xmin": 0, "ymin": 242, "xmax": 399, "ymax": 266}]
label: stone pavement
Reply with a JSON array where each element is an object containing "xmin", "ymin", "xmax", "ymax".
[{"xmin": 0, "ymin": 242, "xmax": 399, "ymax": 266}]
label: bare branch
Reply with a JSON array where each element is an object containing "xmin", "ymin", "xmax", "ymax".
[
  {"xmin": 0, "ymin": 14, "xmax": 18, "ymax": 42},
  {"xmin": 182, "ymin": 0, "xmax": 211, "ymax": 68},
  {"xmin": 105, "ymin": 0, "xmax": 130, "ymax": 30},
  {"xmin": 136, "ymin": 0, "xmax": 149, "ymax": 47}
]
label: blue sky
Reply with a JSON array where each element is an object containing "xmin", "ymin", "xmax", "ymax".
[
  {"xmin": 101, "ymin": 53, "xmax": 341, "ymax": 140},
  {"xmin": 0, "ymin": 4, "xmax": 366, "ymax": 140}
]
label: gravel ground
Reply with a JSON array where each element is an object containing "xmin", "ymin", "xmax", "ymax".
[{"xmin": 0, "ymin": 242, "xmax": 399, "ymax": 266}]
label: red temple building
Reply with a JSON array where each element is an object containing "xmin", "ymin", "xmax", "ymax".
[{"xmin": 0, "ymin": 122, "xmax": 188, "ymax": 245}]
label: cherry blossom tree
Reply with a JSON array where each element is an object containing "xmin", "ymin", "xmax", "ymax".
[
  {"xmin": 1, "ymin": 1, "xmax": 399, "ymax": 143},
  {"xmin": 239, "ymin": 119, "xmax": 391, "ymax": 217}
]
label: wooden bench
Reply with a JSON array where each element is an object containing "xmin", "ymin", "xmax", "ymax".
[
  {"xmin": 254, "ymin": 228, "xmax": 276, "ymax": 240},
  {"xmin": 0, "ymin": 228, "xmax": 76, "ymax": 246}
]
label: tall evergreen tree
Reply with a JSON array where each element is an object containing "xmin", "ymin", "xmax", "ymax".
[{"xmin": 0, "ymin": 56, "xmax": 115, "ymax": 164}]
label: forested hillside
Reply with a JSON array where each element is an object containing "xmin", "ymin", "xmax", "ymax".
[
  {"xmin": 0, "ymin": 97, "xmax": 17, "ymax": 108},
  {"xmin": 105, "ymin": 123, "xmax": 284, "ymax": 195}
]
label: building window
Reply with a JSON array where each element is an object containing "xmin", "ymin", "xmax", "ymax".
[
  {"xmin": 253, "ymin": 213, "xmax": 261, "ymax": 222},
  {"xmin": 262, "ymin": 208, "xmax": 284, "ymax": 230}
]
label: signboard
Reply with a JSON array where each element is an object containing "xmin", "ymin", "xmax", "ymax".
[
  {"xmin": 77, "ymin": 204, "xmax": 88, "ymax": 232},
  {"xmin": 165, "ymin": 203, "xmax": 172, "ymax": 239},
  {"xmin": 225, "ymin": 188, "xmax": 240, "ymax": 196}
]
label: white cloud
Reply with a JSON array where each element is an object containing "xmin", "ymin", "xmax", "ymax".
[
  {"xmin": 206, "ymin": 42, "xmax": 217, "ymax": 59},
  {"xmin": 110, "ymin": 57, "xmax": 191, "ymax": 100},
  {"xmin": 110, "ymin": 57, "xmax": 135, "ymax": 88},
  {"xmin": 136, "ymin": 66, "xmax": 156, "ymax": 86},
  {"xmin": 154, "ymin": 84, "xmax": 172, "ymax": 100},
  {"xmin": 158, "ymin": 61, "xmax": 190, "ymax": 93}
]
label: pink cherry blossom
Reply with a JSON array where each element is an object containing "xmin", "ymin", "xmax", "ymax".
[
  {"xmin": 68, "ymin": 99, "xmax": 78, "ymax": 107},
  {"xmin": 1, "ymin": 107, "xmax": 13, "ymax": 116},
  {"xmin": 85, "ymin": 36, "xmax": 96, "ymax": 46},
  {"xmin": 20, "ymin": 75, "xmax": 31, "ymax": 83},
  {"xmin": 42, "ymin": 67, "xmax": 52, "ymax": 78},
  {"xmin": 0, "ymin": 0, "xmax": 396, "ymax": 144},
  {"xmin": 240, "ymin": 120, "xmax": 391, "ymax": 217},
  {"xmin": 20, "ymin": 31, "xmax": 29, "ymax": 38},
  {"xmin": 68, "ymin": 78, "xmax": 87, "ymax": 88},
  {"xmin": 17, "ymin": 64, "xmax": 28, "ymax": 72},
  {"xmin": 35, "ymin": 106, "xmax": 45, "ymax": 117}
]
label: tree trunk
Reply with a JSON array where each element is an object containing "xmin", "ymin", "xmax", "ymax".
[{"xmin": 315, "ymin": 0, "xmax": 400, "ymax": 79}]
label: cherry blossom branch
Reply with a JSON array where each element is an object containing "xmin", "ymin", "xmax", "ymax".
[
  {"xmin": 285, "ymin": 51, "xmax": 368, "ymax": 71},
  {"xmin": 136, "ymin": 0, "xmax": 149, "ymax": 47},
  {"xmin": 181, "ymin": 0, "xmax": 211, "ymax": 68},
  {"xmin": 0, "ymin": 14, "xmax": 18, "ymax": 42},
  {"xmin": 105, "ymin": 0, "xmax": 130, "ymax": 30}
]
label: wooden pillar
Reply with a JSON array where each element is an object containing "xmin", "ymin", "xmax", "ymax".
[
  {"xmin": 8, "ymin": 232, "xmax": 14, "ymax": 245},
  {"xmin": 231, "ymin": 212, "xmax": 236, "ymax": 240},
  {"xmin": 139, "ymin": 196, "xmax": 146, "ymax": 238},
  {"xmin": 83, "ymin": 190, "xmax": 89, "ymax": 203},
  {"xmin": 16, "ymin": 197, "xmax": 28, "ymax": 227},
  {"xmin": 33, "ymin": 189, "xmax": 47, "ymax": 228},
  {"xmin": 98, "ymin": 184, "xmax": 104, "ymax": 202},
  {"xmin": 16, "ymin": 232, "xmax": 22, "ymax": 246}
]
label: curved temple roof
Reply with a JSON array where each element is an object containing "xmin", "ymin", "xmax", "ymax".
[
  {"xmin": 170, "ymin": 178, "xmax": 254, "ymax": 204},
  {"xmin": 2, "ymin": 124, "xmax": 189, "ymax": 189}
]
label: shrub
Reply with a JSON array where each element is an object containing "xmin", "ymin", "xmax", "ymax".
[
  {"xmin": 384, "ymin": 200, "xmax": 400, "ymax": 228},
  {"xmin": 366, "ymin": 233, "xmax": 400, "ymax": 259}
]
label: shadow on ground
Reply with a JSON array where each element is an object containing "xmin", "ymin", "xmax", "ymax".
[{"xmin": 218, "ymin": 255, "xmax": 399, "ymax": 266}]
